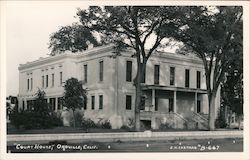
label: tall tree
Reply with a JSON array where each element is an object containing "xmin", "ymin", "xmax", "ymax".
[
  {"xmin": 49, "ymin": 24, "xmax": 99, "ymax": 55},
  {"xmin": 49, "ymin": 6, "xmax": 182, "ymax": 131},
  {"xmin": 221, "ymin": 47, "xmax": 243, "ymax": 127},
  {"xmin": 165, "ymin": 6, "xmax": 243, "ymax": 130},
  {"xmin": 77, "ymin": 6, "xmax": 183, "ymax": 131},
  {"xmin": 63, "ymin": 78, "xmax": 87, "ymax": 128}
]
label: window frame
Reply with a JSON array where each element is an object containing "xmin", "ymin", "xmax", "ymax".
[
  {"xmin": 126, "ymin": 60, "xmax": 133, "ymax": 82},
  {"xmin": 185, "ymin": 69, "xmax": 190, "ymax": 88},
  {"xmin": 84, "ymin": 64, "xmax": 88, "ymax": 83},
  {"xmin": 154, "ymin": 65, "xmax": 160, "ymax": 85},
  {"xmin": 91, "ymin": 95, "xmax": 95, "ymax": 110},
  {"xmin": 46, "ymin": 75, "xmax": 49, "ymax": 88},
  {"xmin": 126, "ymin": 95, "xmax": 132, "ymax": 110},
  {"xmin": 99, "ymin": 60, "xmax": 104, "ymax": 82},
  {"xmin": 52, "ymin": 73, "xmax": 54, "ymax": 87},
  {"xmin": 99, "ymin": 95, "xmax": 103, "ymax": 110},
  {"xmin": 169, "ymin": 98, "xmax": 174, "ymax": 112},
  {"xmin": 197, "ymin": 71, "xmax": 201, "ymax": 89},
  {"xmin": 170, "ymin": 67, "xmax": 175, "ymax": 86}
]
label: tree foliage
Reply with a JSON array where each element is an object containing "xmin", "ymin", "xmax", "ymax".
[
  {"xmin": 221, "ymin": 48, "xmax": 243, "ymax": 116},
  {"xmin": 74, "ymin": 6, "xmax": 184, "ymax": 131},
  {"xmin": 49, "ymin": 24, "xmax": 99, "ymax": 55},
  {"xmin": 9, "ymin": 89, "xmax": 62, "ymax": 129},
  {"xmin": 165, "ymin": 6, "xmax": 243, "ymax": 130},
  {"xmin": 48, "ymin": 6, "xmax": 243, "ymax": 131},
  {"xmin": 63, "ymin": 78, "xmax": 87, "ymax": 127}
]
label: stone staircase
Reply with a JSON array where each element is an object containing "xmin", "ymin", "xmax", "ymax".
[{"xmin": 191, "ymin": 112, "xmax": 209, "ymax": 130}]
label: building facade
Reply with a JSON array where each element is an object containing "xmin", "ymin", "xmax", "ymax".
[{"xmin": 18, "ymin": 45, "xmax": 220, "ymax": 129}]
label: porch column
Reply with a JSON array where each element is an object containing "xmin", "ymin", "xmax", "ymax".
[
  {"xmin": 24, "ymin": 98, "xmax": 27, "ymax": 110},
  {"xmin": 173, "ymin": 91, "xmax": 176, "ymax": 113},
  {"xmin": 55, "ymin": 97, "xmax": 58, "ymax": 112},
  {"xmin": 194, "ymin": 92, "xmax": 197, "ymax": 113},
  {"xmin": 152, "ymin": 89, "xmax": 155, "ymax": 111}
]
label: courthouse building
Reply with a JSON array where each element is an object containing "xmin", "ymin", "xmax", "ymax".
[{"xmin": 18, "ymin": 45, "xmax": 220, "ymax": 129}]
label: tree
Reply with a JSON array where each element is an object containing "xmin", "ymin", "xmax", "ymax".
[
  {"xmin": 49, "ymin": 24, "xmax": 99, "ymax": 55},
  {"xmin": 9, "ymin": 89, "xmax": 62, "ymax": 129},
  {"xmin": 165, "ymin": 6, "xmax": 243, "ymax": 130},
  {"xmin": 63, "ymin": 78, "xmax": 87, "ymax": 128},
  {"xmin": 49, "ymin": 6, "xmax": 183, "ymax": 131},
  {"xmin": 33, "ymin": 89, "xmax": 51, "ymax": 114},
  {"xmin": 221, "ymin": 46, "xmax": 243, "ymax": 128}
]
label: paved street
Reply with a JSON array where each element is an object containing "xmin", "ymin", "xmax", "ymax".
[{"xmin": 7, "ymin": 138, "xmax": 243, "ymax": 153}]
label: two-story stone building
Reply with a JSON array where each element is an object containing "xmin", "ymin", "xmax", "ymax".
[{"xmin": 18, "ymin": 45, "xmax": 220, "ymax": 129}]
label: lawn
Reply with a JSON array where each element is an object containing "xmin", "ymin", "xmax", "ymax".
[
  {"xmin": 7, "ymin": 124, "xmax": 129, "ymax": 134},
  {"xmin": 8, "ymin": 123, "xmax": 237, "ymax": 134}
]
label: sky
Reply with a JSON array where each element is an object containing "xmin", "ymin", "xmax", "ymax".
[
  {"xmin": 4, "ymin": 1, "xmax": 230, "ymax": 96},
  {"xmin": 5, "ymin": 1, "xmax": 179, "ymax": 96},
  {"xmin": 6, "ymin": 1, "xmax": 88, "ymax": 96}
]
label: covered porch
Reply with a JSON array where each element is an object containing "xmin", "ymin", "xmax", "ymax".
[{"xmin": 140, "ymin": 85, "xmax": 208, "ymax": 130}]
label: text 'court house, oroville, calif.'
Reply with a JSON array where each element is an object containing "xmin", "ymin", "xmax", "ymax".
[{"xmin": 17, "ymin": 45, "xmax": 220, "ymax": 130}]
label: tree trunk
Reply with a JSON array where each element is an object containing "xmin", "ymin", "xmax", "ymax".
[
  {"xmin": 237, "ymin": 114, "xmax": 241, "ymax": 130},
  {"xmin": 135, "ymin": 84, "xmax": 141, "ymax": 131},
  {"xmin": 208, "ymin": 93, "xmax": 216, "ymax": 130},
  {"xmin": 228, "ymin": 110, "xmax": 232, "ymax": 128},
  {"xmin": 134, "ymin": 62, "xmax": 146, "ymax": 132},
  {"xmin": 72, "ymin": 109, "xmax": 76, "ymax": 128}
]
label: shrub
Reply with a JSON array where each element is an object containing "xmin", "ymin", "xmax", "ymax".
[
  {"xmin": 81, "ymin": 118, "xmax": 111, "ymax": 129},
  {"xmin": 10, "ymin": 89, "xmax": 63, "ymax": 130},
  {"xmin": 159, "ymin": 122, "xmax": 174, "ymax": 130},
  {"xmin": 99, "ymin": 120, "xmax": 111, "ymax": 129},
  {"xmin": 10, "ymin": 110, "xmax": 62, "ymax": 129},
  {"xmin": 81, "ymin": 118, "xmax": 97, "ymax": 129},
  {"xmin": 215, "ymin": 108, "xmax": 227, "ymax": 128},
  {"xmin": 74, "ymin": 111, "xmax": 84, "ymax": 128},
  {"xmin": 120, "ymin": 125, "xmax": 130, "ymax": 130}
]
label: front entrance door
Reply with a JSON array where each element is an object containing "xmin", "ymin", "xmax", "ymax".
[{"xmin": 197, "ymin": 100, "xmax": 201, "ymax": 113}]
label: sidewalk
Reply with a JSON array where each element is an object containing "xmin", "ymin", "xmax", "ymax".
[{"xmin": 7, "ymin": 130, "xmax": 243, "ymax": 145}]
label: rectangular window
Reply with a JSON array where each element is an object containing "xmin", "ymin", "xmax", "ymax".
[
  {"xmin": 99, "ymin": 60, "xmax": 103, "ymax": 82},
  {"xmin": 22, "ymin": 101, "xmax": 25, "ymax": 110},
  {"xmin": 197, "ymin": 71, "xmax": 201, "ymax": 89},
  {"xmin": 83, "ymin": 97, "xmax": 87, "ymax": 110},
  {"xmin": 126, "ymin": 61, "xmax": 132, "ymax": 82},
  {"xmin": 155, "ymin": 97, "xmax": 158, "ymax": 111},
  {"xmin": 42, "ymin": 76, "xmax": 44, "ymax": 88},
  {"xmin": 99, "ymin": 95, "xmax": 103, "ymax": 110},
  {"xmin": 27, "ymin": 79, "xmax": 29, "ymax": 90},
  {"xmin": 84, "ymin": 64, "xmax": 88, "ymax": 83},
  {"xmin": 140, "ymin": 96, "xmax": 145, "ymax": 110},
  {"xmin": 57, "ymin": 97, "xmax": 63, "ymax": 110},
  {"xmin": 30, "ymin": 78, "xmax": 33, "ymax": 90},
  {"xmin": 52, "ymin": 74, "xmax": 54, "ymax": 87},
  {"xmin": 169, "ymin": 98, "xmax": 174, "ymax": 112},
  {"xmin": 46, "ymin": 75, "xmax": 48, "ymax": 88},
  {"xmin": 49, "ymin": 98, "xmax": 56, "ymax": 111},
  {"xmin": 126, "ymin": 95, "xmax": 132, "ymax": 110},
  {"xmin": 60, "ymin": 72, "xmax": 63, "ymax": 85},
  {"xmin": 91, "ymin": 96, "xmax": 95, "ymax": 110},
  {"xmin": 27, "ymin": 100, "xmax": 31, "ymax": 110},
  {"xmin": 185, "ymin": 69, "xmax": 190, "ymax": 88},
  {"xmin": 197, "ymin": 100, "xmax": 201, "ymax": 113},
  {"xmin": 170, "ymin": 67, "xmax": 175, "ymax": 86},
  {"xmin": 154, "ymin": 65, "xmax": 160, "ymax": 84}
]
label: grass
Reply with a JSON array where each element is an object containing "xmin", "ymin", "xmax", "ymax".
[
  {"xmin": 7, "ymin": 124, "xmax": 129, "ymax": 134},
  {"xmin": 7, "ymin": 123, "xmax": 240, "ymax": 135}
]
